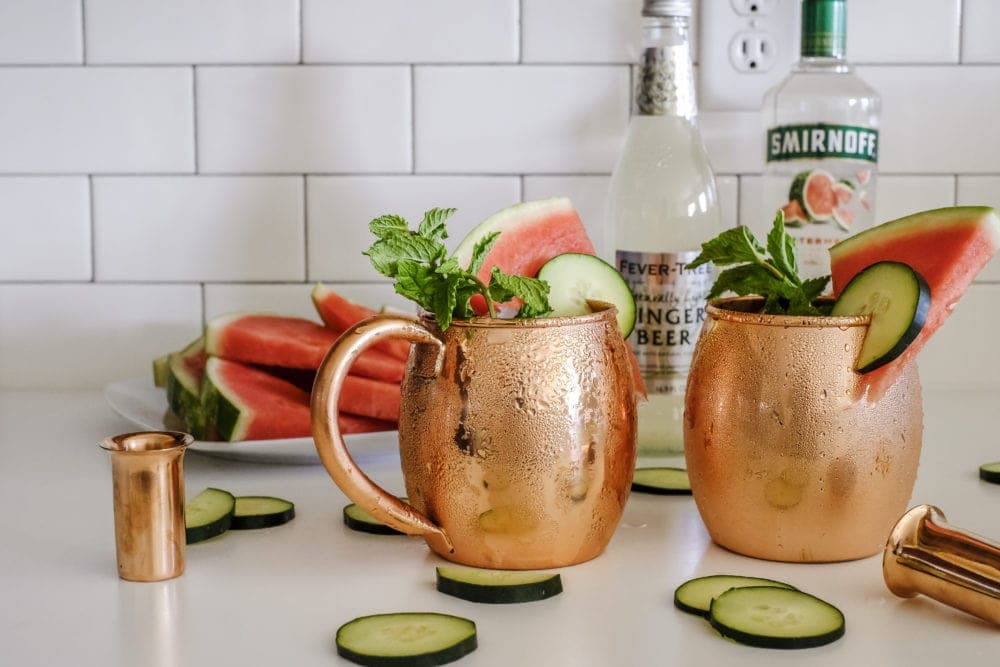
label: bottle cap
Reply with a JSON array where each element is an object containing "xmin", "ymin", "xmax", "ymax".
[
  {"xmin": 642, "ymin": 0, "xmax": 692, "ymax": 18},
  {"xmin": 801, "ymin": 0, "xmax": 846, "ymax": 58}
]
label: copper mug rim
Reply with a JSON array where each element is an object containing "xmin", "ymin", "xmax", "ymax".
[
  {"xmin": 706, "ymin": 295, "xmax": 871, "ymax": 329},
  {"xmin": 418, "ymin": 300, "xmax": 619, "ymax": 330}
]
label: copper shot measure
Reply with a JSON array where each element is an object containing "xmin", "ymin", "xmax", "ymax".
[{"xmin": 100, "ymin": 431, "xmax": 191, "ymax": 582}]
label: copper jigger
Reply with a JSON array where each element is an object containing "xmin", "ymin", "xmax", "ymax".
[
  {"xmin": 100, "ymin": 431, "xmax": 191, "ymax": 582},
  {"xmin": 884, "ymin": 504, "xmax": 1000, "ymax": 626}
]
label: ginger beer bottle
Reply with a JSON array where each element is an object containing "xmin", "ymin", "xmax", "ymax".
[
  {"xmin": 606, "ymin": 0, "xmax": 722, "ymax": 456},
  {"xmin": 760, "ymin": 0, "xmax": 881, "ymax": 278}
]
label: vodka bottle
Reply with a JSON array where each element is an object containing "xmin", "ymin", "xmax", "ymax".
[
  {"xmin": 760, "ymin": 0, "xmax": 881, "ymax": 279},
  {"xmin": 606, "ymin": 0, "xmax": 722, "ymax": 457}
]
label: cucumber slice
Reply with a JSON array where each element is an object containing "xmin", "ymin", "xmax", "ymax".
[
  {"xmin": 708, "ymin": 586, "xmax": 845, "ymax": 649},
  {"xmin": 979, "ymin": 462, "xmax": 1000, "ymax": 484},
  {"xmin": 343, "ymin": 500, "xmax": 408, "ymax": 536},
  {"xmin": 336, "ymin": 612, "xmax": 477, "ymax": 666},
  {"xmin": 436, "ymin": 566, "xmax": 563, "ymax": 604},
  {"xmin": 631, "ymin": 467, "xmax": 692, "ymax": 495},
  {"xmin": 831, "ymin": 261, "xmax": 931, "ymax": 373},
  {"xmin": 185, "ymin": 488, "xmax": 235, "ymax": 544},
  {"xmin": 537, "ymin": 253, "xmax": 637, "ymax": 338},
  {"xmin": 674, "ymin": 575, "xmax": 797, "ymax": 617},
  {"xmin": 231, "ymin": 496, "xmax": 295, "ymax": 530}
]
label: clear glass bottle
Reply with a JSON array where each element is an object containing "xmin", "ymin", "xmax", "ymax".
[
  {"xmin": 759, "ymin": 0, "xmax": 881, "ymax": 279},
  {"xmin": 605, "ymin": 0, "xmax": 722, "ymax": 457}
]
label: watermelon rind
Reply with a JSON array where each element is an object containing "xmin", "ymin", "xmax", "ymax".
[
  {"xmin": 201, "ymin": 357, "xmax": 250, "ymax": 442},
  {"xmin": 166, "ymin": 338, "xmax": 208, "ymax": 439},
  {"xmin": 789, "ymin": 169, "xmax": 836, "ymax": 223},
  {"xmin": 152, "ymin": 354, "xmax": 170, "ymax": 388},
  {"xmin": 453, "ymin": 197, "xmax": 576, "ymax": 270},
  {"xmin": 831, "ymin": 182, "xmax": 856, "ymax": 233},
  {"xmin": 204, "ymin": 312, "xmax": 247, "ymax": 359}
]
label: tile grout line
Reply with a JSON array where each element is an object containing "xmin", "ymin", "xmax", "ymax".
[
  {"xmin": 87, "ymin": 175, "xmax": 96, "ymax": 282},
  {"xmin": 410, "ymin": 65, "xmax": 416, "ymax": 174},
  {"xmin": 302, "ymin": 175, "xmax": 310, "ymax": 281},
  {"xmin": 200, "ymin": 283, "xmax": 207, "ymax": 329},
  {"xmin": 78, "ymin": 0, "xmax": 87, "ymax": 64},
  {"xmin": 957, "ymin": 0, "xmax": 964, "ymax": 64},
  {"xmin": 298, "ymin": 0, "xmax": 305, "ymax": 64},
  {"xmin": 518, "ymin": 0, "xmax": 524, "ymax": 64},
  {"xmin": 191, "ymin": 66, "xmax": 199, "ymax": 173}
]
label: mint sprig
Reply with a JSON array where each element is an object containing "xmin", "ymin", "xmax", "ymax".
[
  {"xmin": 364, "ymin": 208, "xmax": 551, "ymax": 329},
  {"xmin": 687, "ymin": 211, "xmax": 830, "ymax": 316}
]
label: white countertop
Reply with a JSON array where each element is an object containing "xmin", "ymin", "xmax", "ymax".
[{"xmin": 1, "ymin": 388, "xmax": 997, "ymax": 666}]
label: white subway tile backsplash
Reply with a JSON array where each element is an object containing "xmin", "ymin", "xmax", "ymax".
[
  {"xmin": 858, "ymin": 66, "xmax": 1000, "ymax": 174},
  {"xmin": 961, "ymin": 0, "xmax": 1000, "ymax": 64},
  {"xmin": 701, "ymin": 111, "xmax": 763, "ymax": 174},
  {"xmin": 956, "ymin": 176, "xmax": 1000, "ymax": 283},
  {"xmin": 197, "ymin": 67, "xmax": 411, "ymax": 173},
  {"xmin": 716, "ymin": 175, "xmax": 739, "ymax": 229},
  {"xmin": 307, "ymin": 175, "xmax": 520, "ymax": 281},
  {"xmin": 415, "ymin": 66, "xmax": 629, "ymax": 173},
  {"xmin": 0, "ymin": 284, "xmax": 202, "ymax": 388},
  {"xmin": 205, "ymin": 282, "xmax": 413, "ymax": 322},
  {"xmin": 0, "ymin": 178, "xmax": 90, "ymax": 281},
  {"xmin": 93, "ymin": 177, "xmax": 304, "ymax": 282},
  {"xmin": 875, "ymin": 175, "xmax": 955, "ymax": 223},
  {"xmin": 0, "ymin": 0, "xmax": 81, "ymax": 64},
  {"xmin": 849, "ymin": 0, "xmax": 960, "ymax": 64},
  {"xmin": 84, "ymin": 0, "xmax": 299, "ymax": 64},
  {"xmin": 522, "ymin": 0, "xmax": 640, "ymax": 64},
  {"xmin": 918, "ymin": 284, "xmax": 1000, "ymax": 389},
  {"xmin": 303, "ymin": 0, "xmax": 517, "ymax": 63},
  {"xmin": 0, "ymin": 68, "xmax": 193, "ymax": 174}
]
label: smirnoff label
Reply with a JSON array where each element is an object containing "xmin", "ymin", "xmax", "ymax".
[
  {"xmin": 615, "ymin": 250, "xmax": 713, "ymax": 395},
  {"xmin": 767, "ymin": 123, "xmax": 879, "ymax": 163}
]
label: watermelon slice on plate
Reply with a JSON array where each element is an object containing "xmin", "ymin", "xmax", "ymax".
[
  {"xmin": 453, "ymin": 197, "xmax": 595, "ymax": 315},
  {"xmin": 166, "ymin": 337, "xmax": 209, "ymax": 438},
  {"xmin": 311, "ymin": 283, "xmax": 411, "ymax": 362},
  {"xmin": 830, "ymin": 206, "xmax": 1000, "ymax": 398}
]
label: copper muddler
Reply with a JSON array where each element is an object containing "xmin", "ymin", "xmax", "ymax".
[
  {"xmin": 883, "ymin": 504, "xmax": 1000, "ymax": 626},
  {"xmin": 100, "ymin": 431, "xmax": 191, "ymax": 582}
]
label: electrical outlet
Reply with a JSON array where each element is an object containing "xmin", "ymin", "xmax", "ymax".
[{"xmin": 699, "ymin": 0, "xmax": 799, "ymax": 111}]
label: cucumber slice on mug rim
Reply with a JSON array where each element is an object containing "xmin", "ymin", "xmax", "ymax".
[
  {"xmin": 231, "ymin": 496, "xmax": 295, "ymax": 530},
  {"xmin": 336, "ymin": 612, "xmax": 477, "ymax": 667},
  {"xmin": 185, "ymin": 487, "xmax": 235, "ymax": 544},
  {"xmin": 708, "ymin": 586, "xmax": 846, "ymax": 650},
  {"xmin": 537, "ymin": 252, "xmax": 637, "ymax": 338},
  {"xmin": 979, "ymin": 462, "xmax": 1000, "ymax": 484},
  {"xmin": 436, "ymin": 566, "xmax": 563, "ymax": 604},
  {"xmin": 830, "ymin": 261, "xmax": 931, "ymax": 374},
  {"xmin": 674, "ymin": 575, "xmax": 797, "ymax": 617},
  {"xmin": 631, "ymin": 467, "xmax": 692, "ymax": 495}
]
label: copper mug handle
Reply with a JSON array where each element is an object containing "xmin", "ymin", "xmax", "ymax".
[{"xmin": 310, "ymin": 314, "xmax": 454, "ymax": 555}]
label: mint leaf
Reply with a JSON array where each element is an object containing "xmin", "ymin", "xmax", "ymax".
[
  {"xmin": 688, "ymin": 225, "xmax": 766, "ymax": 270},
  {"xmin": 489, "ymin": 268, "xmax": 551, "ymax": 318},
  {"xmin": 418, "ymin": 208, "xmax": 455, "ymax": 242},
  {"xmin": 801, "ymin": 275, "xmax": 830, "ymax": 301},
  {"xmin": 467, "ymin": 230, "xmax": 500, "ymax": 275},
  {"xmin": 708, "ymin": 264, "xmax": 778, "ymax": 300},
  {"xmin": 393, "ymin": 261, "xmax": 439, "ymax": 311},
  {"xmin": 429, "ymin": 272, "xmax": 460, "ymax": 331},
  {"xmin": 365, "ymin": 233, "xmax": 446, "ymax": 278},
  {"xmin": 369, "ymin": 214, "xmax": 409, "ymax": 238},
  {"xmin": 766, "ymin": 211, "xmax": 800, "ymax": 285}
]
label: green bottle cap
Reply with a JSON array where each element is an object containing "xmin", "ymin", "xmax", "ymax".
[{"xmin": 801, "ymin": 0, "xmax": 846, "ymax": 59}]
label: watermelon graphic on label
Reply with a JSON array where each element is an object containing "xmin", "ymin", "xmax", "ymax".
[{"xmin": 789, "ymin": 169, "xmax": 837, "ymax": 223}]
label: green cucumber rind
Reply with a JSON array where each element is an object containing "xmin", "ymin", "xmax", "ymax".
[
  {"xmin": 343, "ymin": 501, "xmax": 407, "ymax": 536},
  {"xmin": 335, "ymin": 612, "xmax": 477, "ymax": 667},
  {"xmin": 436, "ymin": 567, "xmax": 563, "ymax": 604},
  {"xmin": 673, "ymin": 575, "xmax": 797, "ymax": 617},
  {"xmin": 979, "ymin": 462, "xmax": 1000, "ymax": 484},
  {"xmin": 185, "ymin": 488, "xmax": 236, "ymax": 544},
  {"xmin": 708, "ymin": 586, "xmax": 845, "ymax": 650},
  {"xmin": 537, "ymin": 252, "xmax": 637, "ymax": 338},
  {"xmin": 831, "ymin": 261, "xmax": 930, "ymax": 374},
  {"xmin": 230, "ymin": 496, "xmax": 295, "ymax": 530},
  {"xmin": 631, "ymin": 467, "xmax": 692, "ymax": 495}
]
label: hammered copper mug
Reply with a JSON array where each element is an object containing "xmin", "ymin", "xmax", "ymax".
[
  {"xmin": 311, "ymin": 303, "xmax": 638, "ymax": 570},
  {"xmin": 684, "ymin": 296, "xmax": 923, "ymax": 562}
]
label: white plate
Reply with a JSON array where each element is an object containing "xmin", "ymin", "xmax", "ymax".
[{"xmin": 103, "ymin": 378, "xmax": 400, "ymax": 466}]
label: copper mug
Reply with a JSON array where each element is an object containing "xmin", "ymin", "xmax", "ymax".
[
  {"xmin": 684, "ymin": 296, "xmax": 923, "ymax": 562},
  {"xmin": 311, "ymin": 303, "xmax": 638, "ymax": 569}
]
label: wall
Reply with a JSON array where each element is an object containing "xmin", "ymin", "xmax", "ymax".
[{"xmin": 1, "ymin": 0, "xmax": 998, "ymax": 389}]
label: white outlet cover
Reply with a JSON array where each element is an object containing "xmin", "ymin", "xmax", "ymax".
[{"xmin": 699, "ymin": 0, "xmax": 800, "ymax": 111}]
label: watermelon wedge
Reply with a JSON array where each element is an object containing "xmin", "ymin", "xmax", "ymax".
[
  {"xmin": 166, "ymin": 337, "xmax": 209, "ymax": 438},
  {"xmin": 202, "ymin": 358, "xmax": 396, "ymax": 441},
  {"xmin": 830, "ymin": 206, "xmax": 1000, "ymax": 398},
  {"xmin": 453, "ymin": 197, "xmax": 595, "ymax": 315},
  {"xmin": 206, "ymin": 313, "xmax": 405, "ymax": 383},
  {"xmin": 311, "ymin": 283, "xmax": 410, "ymax": 362}
]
